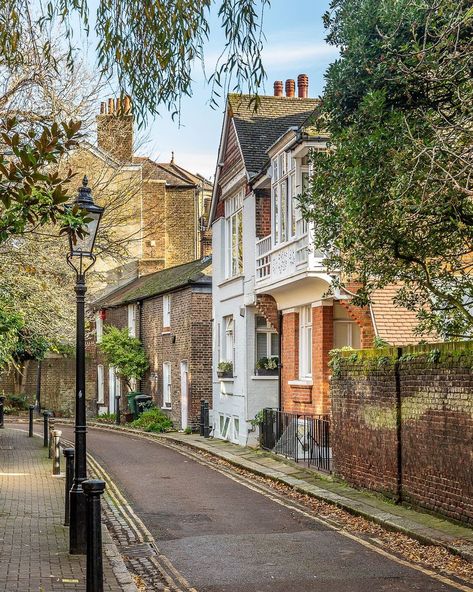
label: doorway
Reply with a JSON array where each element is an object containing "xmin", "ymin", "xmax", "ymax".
[{"xmin": 180, "ymin": 361, "xmax": 189, "ymax": 430}]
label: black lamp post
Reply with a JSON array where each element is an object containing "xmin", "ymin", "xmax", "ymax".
[{"xmin": 66, "ymin": 176, "xmax": 104, "ymax": 555}]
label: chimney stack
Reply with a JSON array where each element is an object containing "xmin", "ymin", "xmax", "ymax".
[
  {"xmin": 285, "ymin": 79, "xmax": 295, "ymax": 98},
  {"xmin": 297, "ymin": 74, "xmax": 309, "ymax": 98},
  {"xmin": 273, "ymin": 80, "xmax": 283, "ymax": 97},
  {"xmin": 96, "ymin": 96, "xmax": 134, "ymax": 163}
]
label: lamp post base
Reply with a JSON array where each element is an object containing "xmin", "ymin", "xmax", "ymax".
[{"xmin": 69, "ymin": 484, "xmax": 87, "ymax": 554}]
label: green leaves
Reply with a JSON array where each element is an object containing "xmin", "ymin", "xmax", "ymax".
[
  {"xmin": 99, "ymin": 325, "xmax": 149, "ymax": 386},
  {"xmin": 302, "ymin": 0, "xmax": 473, "ymax": 338},
  {"xmin": 0, "ymin": 117, "xmax": 83, "ymax": 244}
]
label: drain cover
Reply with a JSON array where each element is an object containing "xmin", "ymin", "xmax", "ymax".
[{"xmin": 120, "ymin": 543, "xmax": 156, "ymax": 558}]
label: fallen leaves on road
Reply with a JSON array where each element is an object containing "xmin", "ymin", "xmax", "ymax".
[{"xmin": 186, "ymin": 446, "xmax": 473, "ymax": 585}]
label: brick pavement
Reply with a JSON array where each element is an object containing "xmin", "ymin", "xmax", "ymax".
[{"xmin": 0, "ymin": 427, "xmax": 134, "ymax": 592}]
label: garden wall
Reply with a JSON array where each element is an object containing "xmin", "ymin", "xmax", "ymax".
[
  {"xmin": 330, "ymin": 342, "xmax": 473, "ymax": 525},
  {"xmin": 0, "ymin": 354, "xmax": 96, "ymax": 417}
]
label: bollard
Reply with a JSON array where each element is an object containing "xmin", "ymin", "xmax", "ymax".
[
  {"xmin": 199, "ymin": 399, "xmax": 205, "ymax": 437},
  {"xmin": 0, "ymin": 395, "xmax": 5, "ymax": 429},
  {"xmin": 63, "ymin": 448, "xmax": 75, "ymax": 526},
  {"xmin": 83, "ymin": 479, "xmax": 106, "ymax": 592},
  {"xmin": 28, "ymin": 405, "xmax": 35, "ymax": 437},
  {"xmin": 115, "ymin": 395, "xmax": 121, "ymax": 425},
  {"xmin": 48, "ymin": 416, "xmax": 55, "ymax": 459},
  {"xmin": 42, "ymin": 411, "xmax": 50, "ymax": 447},
  {"xmin": 203, "ymin": 400, "xmax": 210, "ymax": 438},
  {"xmin": 52, "ymin": 430, "xmax": 62, "ymax": 476}
]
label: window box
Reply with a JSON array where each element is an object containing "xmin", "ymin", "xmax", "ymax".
[
  {"xmin": 255, "ymin": 368, "xmax": 278, "ymax": 377},
  {"xmin": 217, "ymin": 370, "xmax": 233, "ymax": 379}
]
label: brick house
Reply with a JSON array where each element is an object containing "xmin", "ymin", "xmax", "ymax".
[
  {"xmin": 92, "ymin": 257, "xmax": 212, "ymax": 429},
  {"xmin": 210, "ymin": 75, "xmax": 435, "ymax": 442},
  {"xmin": 67, "ymin": 97, "xmax": 212, "ymax": 291}
]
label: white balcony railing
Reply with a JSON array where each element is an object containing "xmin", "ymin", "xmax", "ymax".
[{"xmin": 255, "ymin": 223, "xmax": 323, "ymax": 283}]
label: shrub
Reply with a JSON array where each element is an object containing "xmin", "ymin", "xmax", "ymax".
[
  {"xmin": 130, "ymin": 408, "xmax": 173, "ymax": 433},
  {"xmin": 217, "ymin": 360, "xmax": 233, "ymax": 373},
  {"xmin": 95, "ymin": 412, "xmax": 117, "ymax": 424},
  {"xmin": 6, "ymin": 394, "xmax": 29, "ymax": 410}
]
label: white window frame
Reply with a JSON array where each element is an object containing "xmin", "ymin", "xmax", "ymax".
[
  {"xmin": 224, "ymin": 191, "xmax": 243, "ymax": 278},
  {"xmin": 163, "ymin": 294, "xmax": 171, "ymax": 328},
  {"xmin": 95, "ymin": 312, "xmax": 103, "ymax": 343},
  {"xmin": 255, "ymin": 316, "xmax": 279, "ymax": 364},
  {"xmin": 223, "ymin": 316, "xmax": 234, "ymax": 366},
  {"xmin": 127, "ymin": 303, "xmax": 137, "ymax": 337},
  {"xmin": 97, "ymin": 364, "xmax": 104, "ymax": 404},
  {"xmin": 299, "ymin": 305, "xmax": 312, "ymax": 379},
  {"xmin": 333, "ymin": 321, "xmax": 360, "ymax": 349},
  {"xmin": 272, "ymin": 152, "xmax": 296, "ymax": 246},
  {"xmin": 162, "ymin": 362, "xmax": 172, "ymax": 409}
]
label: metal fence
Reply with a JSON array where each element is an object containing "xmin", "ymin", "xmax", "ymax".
[{"xmin": 260, "ymin": 408, "xmax": 332, "ymax": 473}]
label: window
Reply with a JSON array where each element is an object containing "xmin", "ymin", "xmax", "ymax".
[
  {"xmin": 97, "ymin": 365, "xmax": 104, "ymax": 404},
  {"xmin": 233, "ymin": 417, "xmax": 240, "ymax": 442},
  {"xmin": 162, "ymin": 362, "xmax": 172, "ymax": 408},
  {"xmin": 224, "ymin": 191, "xmax": 243, "ymax": 278},
  {"xmin": 95, "ymin": 312, "xmax": 103, "ymax": 343},
  {"xmin": 333, "ymin": 303, "xmax": 361, "ymax": 349},
  {"xmin": 128, "ymin": 303, "xmax": 137, "ymax": 337},
  {"xmin": 163, "ymin": 294, "xmax": 171, "ymax": 328},
  {"xmin": 272, "ymin": 152, "xmax": 296, "ymax": 246},
  {"xmin": 223, "ymin": 316, "xmax": 234, "ymax": 365},
  {"xmin": 299, "ymin": 305, "xmax": 312, "ymax": 379},
  {"xmin": 255, "ymin": 316, "xmax": 279, "ymax": 363},
  {"xmin": 220, "ymin": 414, "xmax": 230, "ymax": 439}
]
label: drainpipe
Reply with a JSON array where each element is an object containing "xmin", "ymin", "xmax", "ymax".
[
  {"xmin": 138, "ymin": 301, "xmax": 143, "ymax": 393},
  {"xmin": 278, "ymin": 311, "xmax": 283, "ymax": 411},
  {"xmin": 395, "ymin": 346, "xmax": 403, "ymax": 504}
]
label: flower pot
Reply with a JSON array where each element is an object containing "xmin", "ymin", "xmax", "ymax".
[
  {"xmin": 255, "ymin": 368, "xmax": 278, "ymax": 376},
  {"xmin": 217, "ymin": 370, "xmax": 233, "ymax": 379}
]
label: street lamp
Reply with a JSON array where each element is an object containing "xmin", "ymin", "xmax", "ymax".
[{"xmin": 66, "ymin": 176, "xmax": 104, "ymax": 555}]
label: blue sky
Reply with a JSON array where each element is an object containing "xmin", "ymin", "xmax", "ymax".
[{"xmin": 87, "ymin": 1, "xmax": 336, "ymax": 179}]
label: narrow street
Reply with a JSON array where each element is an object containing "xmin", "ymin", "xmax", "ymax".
[{"xmin": 57, "ymin": 425, "xmax": 469, "ymax": 592}]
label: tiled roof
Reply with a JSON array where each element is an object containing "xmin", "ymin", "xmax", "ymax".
[
  {"xmin": 94, "ymin": 257, "xmax": 212, "ymax": 308},
  {"xmin": 132, "ymin": 157, "xmax": 212, "ymax": 188},
  {"xmin": 370, "ymin": 285, "xmax": 438, "ymax": 345},
  {"xmin": 228, "ymin": 94, "xmax": 319, "ymax": 176}
]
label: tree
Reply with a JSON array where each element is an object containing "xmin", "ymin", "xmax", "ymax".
[
  {"xmin": 300, "ymin": 0, "xmax": 473, "ymax": 338},
  {"xmin": 3, "ymin": 0, "xmax": 269, "ymax": 124},
  {"xmin": 99, "ymin": 326, "xmax": 149, "ymax": 390}
]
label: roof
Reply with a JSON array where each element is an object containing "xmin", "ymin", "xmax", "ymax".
[
  {"xmin": 94, "ymin": 257, "xmax": 212, "ymax": 308},
  {"xmin": 228, "ymin": 94, "xmax": 319, "ymax": 177},
  {"xmin": 132, "ymin": 157, "xmax": 212, "ymax": 188},
  {"xmin": 370, "ymin": 285, "xmax": 438, "ymax": 346}
]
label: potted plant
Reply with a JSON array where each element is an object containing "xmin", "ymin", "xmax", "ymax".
[
  {"xmin": 255, "ymin": 356, "xmax": 279, "ymax": 376},
  {"xmin": 217, "ymin": 360, "xmax": 233, "ymax": 379}
]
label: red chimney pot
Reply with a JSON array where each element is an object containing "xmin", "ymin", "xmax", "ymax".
[
  {"xmin": 297, "ymin": 74, "xmax": 309, "ymax": 98},
  {"xmin": 285, "ymin": 79, "xmax": 295, "ymax": 98},
  {"xmin": 273, "ymin": 80, "xmax": 283, "ymax": 97}
]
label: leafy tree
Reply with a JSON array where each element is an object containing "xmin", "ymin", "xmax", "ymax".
[
  {"xmin": 99, "ymin": 326, "xmax": 149, "ymax": 390},
  {"xmin": 3, "ymin": 0, "xmax": 269, "ymax": 124},
  {"xmin": 300, "ymin": 0, "xmax": 473, "ymax": 338}
]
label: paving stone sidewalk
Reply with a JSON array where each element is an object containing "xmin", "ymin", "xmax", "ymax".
[
  {"xmin": 157, "ymin": 431, "xmax": 473, "ymax": 563},
  {"xmin": 0, "ymin": 427, "xmax": 135, "ymax": 592}
]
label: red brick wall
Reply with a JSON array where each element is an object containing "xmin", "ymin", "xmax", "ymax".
[
  {"xmin": 312, "ymin": 305, "xmax": 333, "ymax": 414},
  {"xmin": 255, "ymin": 189, "xmax": 271, "ymax": 239},
  {"xmin": 256, "ymin": 294, "xmax": 279, "ymax": 332},
  {"xmin": 331, "ymin": 343, "xmax": 473, "ymax": 524}
]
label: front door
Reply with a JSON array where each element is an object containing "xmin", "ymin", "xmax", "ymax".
[
  {"xmin": 108, "ymin": 366, "xmax": 118, "ymax": 413},
  {"xmin": 180, "ymin": 361, "xmax": 189, "ymax": 430}
]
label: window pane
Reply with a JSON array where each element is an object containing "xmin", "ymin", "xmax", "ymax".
[
  {"xmin": 256, "ymin": 315, "xmax": 267, "ymax": 328},
  {"xmin": 270, "ymin": 333, "xmax": 279, "ymax": 357},
  {"xmin": 256, "ymin": 332, "xmax": 268, "ymax": 359},
  {"xmin": 280, "ymin": 180, "xmax": 287, "ymax": 242},
  {"xmin": 306, "ymin": 327, "xmax": 312, "ymax": 374},
  {"xmin": 237, "ymin": 210, "xmax": 243, "ymax": 273},
  {"xmin": 273, "ymin": 185, "xmax": 279, "ymax": 244}
]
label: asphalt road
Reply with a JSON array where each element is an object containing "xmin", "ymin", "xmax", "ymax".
[{"xmin": 57, "ymin": 425, "xmax": 465, "ymax": 592}]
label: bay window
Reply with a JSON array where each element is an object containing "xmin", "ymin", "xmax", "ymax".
[
  {"xmin": 272, "ymin": 152, "xmax": 297, "ymax": 245},
  {"xmin": 224, "ymin": 191, "xmax": 243, "ymax": 278}
]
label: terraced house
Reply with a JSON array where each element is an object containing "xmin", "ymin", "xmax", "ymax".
[{"xmin": 210, "ymin": 75, "xmax": 433, "ymax": 446}]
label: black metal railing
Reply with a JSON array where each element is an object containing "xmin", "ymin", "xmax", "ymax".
[{"xmin": 261, "ymin": 408, "xmax": 332, "ymax": 473}]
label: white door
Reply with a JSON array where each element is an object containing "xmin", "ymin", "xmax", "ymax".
[
  {"xmin": 180, "ymin": 361, "xmax": 189, "ymax": 430},
  {"xmin": 108, "ymin": 366, "xmax": 116, "ymax": 413}
]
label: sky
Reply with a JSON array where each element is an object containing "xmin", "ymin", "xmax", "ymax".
[{"xmin": 86, "ymin": 0, "xmax": 337, "ymax": 180}]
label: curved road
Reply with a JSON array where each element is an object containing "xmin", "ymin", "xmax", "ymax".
[{"xmin": 56, "ymin": 425, "xmax": 466, "ymax": 592}]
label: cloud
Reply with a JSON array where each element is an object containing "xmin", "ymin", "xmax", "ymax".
[{"xmin": 261, "ymin": 42, "xmax": 338, "ymax": 67}]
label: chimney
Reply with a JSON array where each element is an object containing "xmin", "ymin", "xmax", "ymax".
[
  {"xmin": 96, "ymin": 96, "xmax": 134, "ymax": 163},
  {"xmin": 297, "ymin": 74, "xmax": 309, "ymax": 98},
  {"xmin": 273, "ymin": 80, "xmax": 283, "ymax": 97},
  {"xmin": 285, "ymin": 79, "xmax": 295, "ymax": 98}
]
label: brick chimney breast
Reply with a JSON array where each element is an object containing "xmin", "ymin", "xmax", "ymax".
[
  {"xmin": 297, "ymin": 74, "xmax": 309, "ymax": 98},
  {"xmin": 274, "ymin": 80, "xmax": 283, "ymax": 97},
  {"xmin": 285, "ymin": 79, "xmax": 295, "ymax": 98},
  {"xmin": 96, "ymin": 96, "xmax": 134, "ymax": 163}
]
